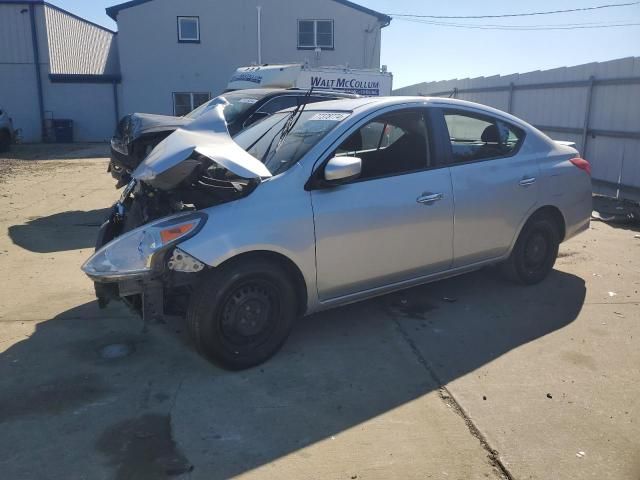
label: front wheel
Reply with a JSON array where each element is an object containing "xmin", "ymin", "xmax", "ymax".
[
  {"xmin": 501, "ymin": 214, "xmax": 560, "ymax": 285},
  {"xmin": 187, "ymin": 259, "xmax": 298, "ymax": 370}
]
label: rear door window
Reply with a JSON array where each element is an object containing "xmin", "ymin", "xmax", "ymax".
[{"xmin": 443, "ymin": 110, "xmax": 524, "ymax": 163}]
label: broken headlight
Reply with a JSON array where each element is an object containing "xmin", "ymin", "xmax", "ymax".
[{"xmin": 82, "ymin": 212, "xmax": 207, "ymax": 281}]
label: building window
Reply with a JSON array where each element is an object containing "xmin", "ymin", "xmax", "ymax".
[
  {"xmin": 173, "ymin": 92, "xmax": 211, "ymax": 116},
  {"xmin": 178, "ymin": 16, "xmax": 200, "ymax": 43},
  {"xmin": 298, "ymin": 20, "xmax": 334, "ymax": 50}
]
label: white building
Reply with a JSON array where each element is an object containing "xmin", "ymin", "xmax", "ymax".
[
  {"xmin": 0, "ymin": 0, "xmax": 390, "ymax": 142},
  {"xmin": 0, "ymin": 0, "xmax": 120, "ymax": 142}
]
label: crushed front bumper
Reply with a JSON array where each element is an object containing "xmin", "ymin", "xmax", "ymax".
[
  {"xmin": 95, "ymin": 275, "xmax": 165, "ymax": 324},
  {"xmin": 92, "ymin": 213, "xmax": 204, "ymax": 322}
]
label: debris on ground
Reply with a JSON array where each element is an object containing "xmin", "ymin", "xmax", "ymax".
[
  {"xmin": 591, "ymin": 195, "xmax": 640, "ymax": 225},
  {"xmin": 608, "ymin": 292, "xmax": 618, "ymax": 297},
  {"xmin": 442, "ymin": 297, "xmax": 458, "ymax": 303},
  {"xmin": 576, "ymin": 451, "xmax": 586, "ymax": 458}
]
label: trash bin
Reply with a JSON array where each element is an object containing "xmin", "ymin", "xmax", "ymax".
[{"xmin": 52, "ymin": 119, "xmax": 73, "ymax": 143}]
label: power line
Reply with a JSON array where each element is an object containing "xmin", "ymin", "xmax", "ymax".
[
  {"xmin": 388, "ymin": 1, "xmax": 640, "ymax": 19},
  {"xmin": 398, "ymin": 18, "xmax": 640, "ymax": 30}
]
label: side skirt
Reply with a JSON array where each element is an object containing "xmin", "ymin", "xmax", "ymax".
[{"xmin": 309, "ymin": 255, "xmax": 508, "ymax": 314}]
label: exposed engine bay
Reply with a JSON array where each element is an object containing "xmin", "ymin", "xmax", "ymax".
[{"xmin": 113, "ymin": 156, "xmax": 257, "ymax": 237}]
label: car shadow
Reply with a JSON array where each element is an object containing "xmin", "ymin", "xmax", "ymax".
[
  {"xmin": 0, "ymin": 268, "xmax": 585, "ymax": 479},
  {"xmin": 8, "ymin": 208, "xmax": 110, "ymax": 253}
]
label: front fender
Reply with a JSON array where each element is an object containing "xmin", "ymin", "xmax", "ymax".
[{"xmin": 176, "ymin": 172, "xmax": 319, "ymax": 309}]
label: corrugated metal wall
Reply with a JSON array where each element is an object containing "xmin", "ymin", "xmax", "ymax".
[
  {"xmin": 44, "ymin": 4, "xmax": 119, "ymax": 75},
  {"xmin": 0, "ymin": 3, "xmax": 119, "ymax": 142},
  {"xmin": 0, "ymin": 3, "xmax": 47, "ymax": 142},
  {"xmin": 0, "ymin": 3, "xmax": 35, "ymax": 64},
  {"xmin": 394, "ymin": 58, "xmax": 640, "ymax": 201}
]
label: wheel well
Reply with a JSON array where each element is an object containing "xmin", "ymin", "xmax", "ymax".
[
  {"xmin": 216, "ymin": 251, "xmax": 309, "ymax": 316},
  {"xmin": 531, "ymin": 206, "xmax": 566, "ymax": 241}
]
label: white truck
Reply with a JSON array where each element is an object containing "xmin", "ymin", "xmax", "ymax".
[{"xmin": 227, "ymin": 64, "xmax": 393, "ymax": 97}]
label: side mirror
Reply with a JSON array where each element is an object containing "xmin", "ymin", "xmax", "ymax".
[{"xmin": 324, "ymin": 156, "xmax": 362, "ymax": 183}]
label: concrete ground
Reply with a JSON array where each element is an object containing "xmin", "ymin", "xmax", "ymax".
[{"xmin": 0, "ymin": 144, "xmax": 638, "ymax": 480}]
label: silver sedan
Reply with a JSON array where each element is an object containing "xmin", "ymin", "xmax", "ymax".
[{"xmin": 83, "ymin": 97, "xmax": 592, "ymax": 369}]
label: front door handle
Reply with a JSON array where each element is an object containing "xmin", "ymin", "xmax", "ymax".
[
  {"xmin": 519, "ymin": 177, "xmax": 537, "ymax": 187},
  {"xmin": 417, "ymin": 192, "xmax": 444, "ymax": 205}
]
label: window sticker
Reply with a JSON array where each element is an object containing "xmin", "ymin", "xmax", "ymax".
[
  {"xmin": 238, "ymin": 98, "xmax": 259, "ymax": 104},
  {"xmin": 310, "ymin": 112, "xmax": 350, "ymax": 121}
]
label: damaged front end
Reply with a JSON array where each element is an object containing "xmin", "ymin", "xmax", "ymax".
[
  {"xmin": 110, "ymin": 113, "xmax": 192, "ymax": 187},
  {"xmin": 87, "ymin": 212, "xmax": 208, "ymax": 321},
  {"xmin": 86, "ymin": 98, "xmax": 271, "ymax": 321}
]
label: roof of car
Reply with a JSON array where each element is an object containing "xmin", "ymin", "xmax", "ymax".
[
  {"xmin": 294, "ymin": 96, "xmax": 418, "ymax": 112},
  {"xmin": 296, "ymin": 96, "xmax": 535, "ymax": 127},
  {"xmin": 223, "ymin": 88, "xmax": 359, "ymax": 99},
  {"xmin": 223, "ymin": 88, "xmax": 286, "ymax": 97}
]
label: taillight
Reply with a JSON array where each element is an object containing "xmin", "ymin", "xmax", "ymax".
[{"xmin": 570, "ymin": 157, "xmax": 591, "ymax": 176}]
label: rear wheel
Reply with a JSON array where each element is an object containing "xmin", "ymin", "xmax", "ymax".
[
  {"xmin": 187, "ymin": 259, "xmax": 297, "ymax": 370},
  {"xmin": 501, "ymin": 214, "xmax": 560, "ymax": 285}
]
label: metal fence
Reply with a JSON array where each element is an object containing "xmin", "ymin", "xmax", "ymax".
[{"xmin": 394, "ymin": 57, "xmax": 640, "ymax": 202}]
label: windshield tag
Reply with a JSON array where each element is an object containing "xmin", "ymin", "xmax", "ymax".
[
  {"xmin": 309, "ymin": 113, "xmax": 349, "ymax": 121},
  {"xmin": 239, "ymin": 98, "xmax": 259, "ymax": 104}
]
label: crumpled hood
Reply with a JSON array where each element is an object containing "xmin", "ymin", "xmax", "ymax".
[
  {"xmin": 133, "ymin": 97, "xmax": 272, "ymax": 187},
  {"xmin": 126, "ymin": 112, "xmax": 191, "ymax": 139}
]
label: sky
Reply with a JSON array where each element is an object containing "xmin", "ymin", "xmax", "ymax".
[{"xmin": 50, "ymin": 0, "xmax": 640, "ymax": 88}]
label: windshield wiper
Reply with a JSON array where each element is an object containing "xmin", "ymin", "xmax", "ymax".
[{"xmin": 262, "ymin": 87, "xmax": 314, "ymax": 164}]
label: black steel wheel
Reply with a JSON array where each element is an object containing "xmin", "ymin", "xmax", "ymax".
[
  {"xmin": 501, "ymin": 214, "xmax": 560, "ymax": 285},
  {"xmin": 219, "ymin": 279, "xmax": 280, "ymax": 349},
  {"xmin": 187, "ymin": 258, "xmax": 297, "ymax": 370}
]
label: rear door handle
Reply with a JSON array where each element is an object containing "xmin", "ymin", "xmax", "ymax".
[
  {"xmin": 519, "ymin": 177, "xmax": 537, "ymax": 187},
  {"xmin": 417, "ymin": 192, "xmax": 444, "ymax": 205}
]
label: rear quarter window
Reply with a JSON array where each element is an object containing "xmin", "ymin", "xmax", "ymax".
[{"xmin": 443, "ymin": 110, "xmax": 525, "ymax": 164}]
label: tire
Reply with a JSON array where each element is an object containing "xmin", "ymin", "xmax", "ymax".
[
  {"xmin": 187, "ymin": 259, "xmax": 298, "ymax": 370},
  {"xmin": 0, "ymin": 130, "xmax": 11, "ymax": 153},
  {"xmin": 501, "ymin": 214, "xmax": 560, "ymax": 285}
]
